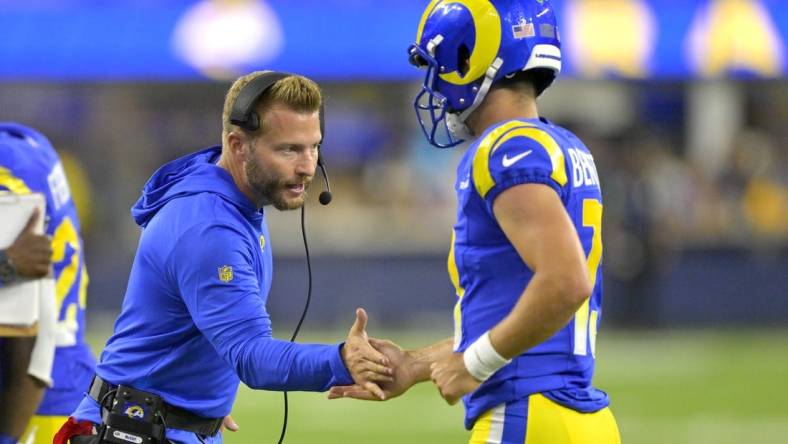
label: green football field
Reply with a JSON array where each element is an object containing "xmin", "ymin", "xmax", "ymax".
[{"xmin": 87, "ymin": 328, "xmax": 788, "ymax": 444}]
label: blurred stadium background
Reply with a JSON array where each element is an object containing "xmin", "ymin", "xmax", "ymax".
[{"xmin": 2, "ymin": 0, "xmax": 787, "ymax": 442}]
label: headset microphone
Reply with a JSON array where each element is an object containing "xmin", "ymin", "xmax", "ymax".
[
  {"xmin": 231, "ymin": 71, "xmax": 334, "ymax": 208},
  {"xmin": 317, "ymin": 154, "xmax": 332, "ymax": 206}
]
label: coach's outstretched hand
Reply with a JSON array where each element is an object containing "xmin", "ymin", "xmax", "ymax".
[
  {"xmin": 329, "ymin": 338, "xmax": 420, "ymax": 401},
  {"xmin": 341, "ymin": 308, "xmax": 394, "ymax": 400}
]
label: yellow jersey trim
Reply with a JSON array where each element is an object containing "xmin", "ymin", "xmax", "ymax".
[
  {"xmin": 473, "ymin": 122, "xmax": 568, "ymax": 199},
  {"xmin": 492, "ymin": 126, "xmax": 568, "ymax": 187},
  {"xmin": 472, "ymin": 121, "xmax": 529, "ymax": 198},
  {"xmin": 448, "ymin": 229, "xmax": 466, "ymax": 348}
]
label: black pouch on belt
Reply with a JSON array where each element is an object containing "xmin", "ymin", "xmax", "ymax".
[{"xmin": 98, "ymin": 385, "xmax": 166, "ymax": 444}]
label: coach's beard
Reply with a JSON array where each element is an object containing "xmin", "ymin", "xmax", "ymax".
[{"xmin": 246, "ymin": 158, "xmax": 311, "ymax": 211}]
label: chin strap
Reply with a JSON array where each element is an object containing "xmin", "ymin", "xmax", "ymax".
[{"xmin": 446, "ymin": 57, "xmax": 504, "ymax": 140}]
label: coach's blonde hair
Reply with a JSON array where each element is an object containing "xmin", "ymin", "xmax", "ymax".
[{"xmin": 221, "ymin": 70, "xmax": 322, "ymax": 147}]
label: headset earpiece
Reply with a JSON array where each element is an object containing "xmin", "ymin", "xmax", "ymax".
[
  {"xmin": 230, "ymin": 71, "xmax": 332, "ymax": 205},
  {"xmin": 229, "ymin": 71, "xmax": 326, "ymax": 146},
  {"xmin": 229, "ymin": 72, "xmax": 290, "ymax": 131}
]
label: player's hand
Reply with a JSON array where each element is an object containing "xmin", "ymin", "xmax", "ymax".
[
  {"xmin": 328, "ymin": 338, "xmax": 417, "ymax": 401},
  {"xmin": 221, "ymin": 415, "xmax": 238, "ymax": 432},
  {"xmin": 341, "ymin": 308, "xmax": 393, "ymax": 400},
  {"xmin": 5, "ymin": 209, "xmax": 52, "ymax": 279},
  {"xmin": 430, "ymin": 352, "xmax": 481, "ymax": 405}
]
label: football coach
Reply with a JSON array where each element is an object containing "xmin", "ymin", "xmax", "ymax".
[{"xmin": 54, "ymin": 71, "xmax": 393, "ymax": 444}]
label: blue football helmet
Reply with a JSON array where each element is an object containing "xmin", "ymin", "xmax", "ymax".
[{"xmin": 408, "ymin": 0, "xmax": 562, "ymax": 148}]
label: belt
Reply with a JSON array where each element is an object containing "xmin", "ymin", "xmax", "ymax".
[{"xmin": 88, "ymin": 375, "xmax": 224, "ymax": 437}]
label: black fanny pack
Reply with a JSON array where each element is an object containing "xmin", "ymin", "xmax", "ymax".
[{"xmin": 89, "ymin": 375, "xmax": 223, "ymax": 441}]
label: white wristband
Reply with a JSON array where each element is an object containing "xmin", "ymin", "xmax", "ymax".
[{"xmin": 463, "ymin": 331, "xmax": 511, "ymax": 382}]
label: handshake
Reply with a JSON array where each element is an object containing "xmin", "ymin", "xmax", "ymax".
[{"xmin": 335, "ymin": 308, "xmax": 483, "ymax": 406}]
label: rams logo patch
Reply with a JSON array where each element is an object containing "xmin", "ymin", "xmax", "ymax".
[
  {"xmin": 124, "ymin": 405, "xmax": 145, "ymax": 419},
  {"xmin": 218, "ymin": 265, "xmax": 233, "ymax": 283},
  {"xmin": 259, "ymin": 235, "xmax": 266, "ymax": 252}
]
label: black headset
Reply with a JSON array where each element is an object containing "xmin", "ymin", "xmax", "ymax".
[
  {"xmin": 230, "ymin": 72, "xmax": 332, "ymax": 443},
  {"xmin": 229, "ymin": 71, "xmax": 333, "ymax": 205}
]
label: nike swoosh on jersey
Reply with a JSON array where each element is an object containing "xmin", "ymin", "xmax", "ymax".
[{"xmin": 501, "ymin": 149, "xmax": 533, "ymax": 167}]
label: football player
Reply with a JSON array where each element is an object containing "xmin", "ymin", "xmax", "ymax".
[
  {"xmin": 0, "ymin": 122, "xmax": 96, "ymax": 444},
  {"xmin": 330, "ymin": 1, "xmax": 620, "ymax": 442}
]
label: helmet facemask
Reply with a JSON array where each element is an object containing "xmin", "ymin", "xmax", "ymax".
[
  {"xmin": 409, "ymin": 38, "xmax": 503, "ymax": 149},
  {"xmin": 409, "ymin": 40, "xmax": 462, "ymax": 148}
]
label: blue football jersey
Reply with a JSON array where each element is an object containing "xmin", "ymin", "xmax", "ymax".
[
  {"xmin": 449, "ymin": 118, "xmax": 609, "ymax": 429},
  {"xmin": 0, "ymin": 122, "xmax": 95, "ymax": 415}
]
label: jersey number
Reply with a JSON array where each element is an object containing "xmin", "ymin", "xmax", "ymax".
[
  {"xmin": 573, "ymin": 199, "xmax": 602, "ymax": 356},
  {"xmin": 52, "ymin": 217, "xmax": 87, "ymax": 346}
]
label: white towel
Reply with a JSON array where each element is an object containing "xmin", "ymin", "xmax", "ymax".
[{"xmin": 26, "ymin": 277, "xmax": 57, "ymax": 387}]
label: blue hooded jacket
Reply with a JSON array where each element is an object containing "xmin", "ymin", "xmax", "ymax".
[{"xmin": 79, "ymin": 146, "xmax": 352, "ymax": 420}]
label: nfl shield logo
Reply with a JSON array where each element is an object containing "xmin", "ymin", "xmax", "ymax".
[{"xmin": 218, "ymin": 265, "xmax": 233, "ymax": 283}]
